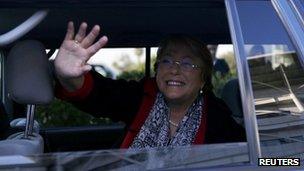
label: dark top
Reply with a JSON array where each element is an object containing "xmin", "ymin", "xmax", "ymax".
[
  {"xmin": 214, "ymin": 59, "xmax": 230, "ymax": 76},
  {"xmin": 58, "ymin": 71, "xmax": 246, "ymax": 144}
]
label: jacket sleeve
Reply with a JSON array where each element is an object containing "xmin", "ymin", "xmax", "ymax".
[
  {"xmin": 205, "ymin": 93, "xmax": 246, "ymax": 144},
  {"xmin": 55, "ymin": 71, "xmax": 144, "ymax": 125}
]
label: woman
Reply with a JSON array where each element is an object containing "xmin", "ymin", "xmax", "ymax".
[{"xmin": 55, "ymin": 22, "xmax": 245, "ymax": 149}]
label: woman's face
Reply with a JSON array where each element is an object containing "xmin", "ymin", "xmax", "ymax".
[{"xmin": 156, "ymin": 46, "xmax": 205, "ymax": 105}]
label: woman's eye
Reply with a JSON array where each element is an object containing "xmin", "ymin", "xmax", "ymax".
[
  {"xmin": 181, "ymin": 62, "xmax": 193, "ymax": 67},
  {"xmin": 161, "ymin": 59, "xmax": 172, "ymax": 64}
]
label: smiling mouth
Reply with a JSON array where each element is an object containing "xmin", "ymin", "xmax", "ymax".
[{"xmin": 166, "ymin": 80, "xmax": 186, "ymax": 87}]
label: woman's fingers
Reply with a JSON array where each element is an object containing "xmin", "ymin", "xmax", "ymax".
[
  {"xmin": 81, "ymin": 25, "xmax": 100, "ymax": 48},
  {"xmin": 61, "ymin": 22, "xmax": 108, "ymax": 63},
  {"xmin": 74, "ymin": 22, "xmax": 87, "ymax": 42},
  {"xmin": 86, "ymin": 36, "xmax": 108, "ymax": 57},
  {"xmin": 64, "ymin": 21, "xmax": 75, "ymax": 41},
  {"xmin": 82, "ymin": 64, "xmax": 92, "ymax": 73}
]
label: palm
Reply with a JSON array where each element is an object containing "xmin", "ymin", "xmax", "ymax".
[
  {"xmin": 55, "ymin": 40, "xmax": 89, "ymax": 78},
  {"xmin": 54, "ymin": 22, "xmax": 108, "ymax": 79}
]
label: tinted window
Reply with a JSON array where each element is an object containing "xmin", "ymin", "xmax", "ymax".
[{"xmin": 237, "ymin": 0, "xmax": 304, "ymax": 159}]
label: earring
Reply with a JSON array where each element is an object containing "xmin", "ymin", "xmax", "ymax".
[{"xmin": 200, "ymin": 83, "xmax": 205, "ymax": 94}]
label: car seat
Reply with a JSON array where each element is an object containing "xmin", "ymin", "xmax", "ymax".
[
  {"xmin": 0, "ymin": 40, "xmax": 53, "ymax": 155},
  {"xmin": 221, "ymin": 78, "xmax": 244, "ymax": 126}
]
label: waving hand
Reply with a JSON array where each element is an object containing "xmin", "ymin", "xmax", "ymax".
[{"xmin": 54, "ymin": 22, "xmax": 108, "ymax": 91}]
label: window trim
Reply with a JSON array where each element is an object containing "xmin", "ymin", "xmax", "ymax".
[
  {"xmin": 225, "ymin": 0, "xmax": 262, "ymax": 165},
  {"xmin": 289, "ymin": 0, "xmax": 304, "ymax": 28},
  {"xmin": 145, "ymin": 47, "xmax": 151, "ymax": 77},
  {"xmin": 272, "ymin": 0, "xmax": 304, "ymax": 67},
  {"xmin": 0, "ymin": 51, "xmax": 13, "ymax": 120}
]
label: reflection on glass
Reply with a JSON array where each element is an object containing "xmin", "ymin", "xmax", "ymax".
[
  {"xmin": 246, "ymin": 44, "xmax": 304, "ymax": 159},
  {"xmin": 237, "ymin": 0, "xmax": 304, "ymax": 160},
  {"xmin": 0, "ymin": 143, "xmax": 248, "ymax": 170}
]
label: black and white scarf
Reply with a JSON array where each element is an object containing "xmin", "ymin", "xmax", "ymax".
[{"xmin": 130, "ymin": 93, "xmax": 203, "ymax": 149}]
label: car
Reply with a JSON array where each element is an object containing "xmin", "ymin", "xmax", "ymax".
[{"xmin": 0, "ymin": 0, "xmax": 303, "ymax": 170}]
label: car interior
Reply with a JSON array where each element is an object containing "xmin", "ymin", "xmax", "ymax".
[
  {"xmin": 1, "ymin": 0, "xmax": 304, "ymax": 170},
  {"xmin": 0, "ymin": 0, "xmax": 244, "ymax": 154}
]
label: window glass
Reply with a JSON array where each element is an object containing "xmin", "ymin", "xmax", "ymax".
[
  {"xmin": 0, "ymin": 144, "xmax": 248, "ymax": 170},
  {"xmin": 290, "ymin": 0, "xmax": 304, "ymax": 22},
  {"xmin": 236, "ymin": 0, "xmax": 304, "ymax": 159}
]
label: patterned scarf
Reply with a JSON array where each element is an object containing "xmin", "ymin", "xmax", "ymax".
[{"xmin": 130, "ymin": 93, "xmax": 203, "ymax": 149}]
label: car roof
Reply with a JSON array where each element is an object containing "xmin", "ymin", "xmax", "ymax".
[{"xmin": 0, "ymin": 0, "xmax": 230, "ymax": 49}]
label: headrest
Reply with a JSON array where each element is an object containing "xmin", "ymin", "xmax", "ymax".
[{"xmin": 7, "ymin": 40, "xmax": 53, "ymax": 105}]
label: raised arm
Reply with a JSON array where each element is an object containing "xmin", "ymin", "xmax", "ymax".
[{"xmin": 54, "ymin": 22, "xmax": 145, "ymax": 125}]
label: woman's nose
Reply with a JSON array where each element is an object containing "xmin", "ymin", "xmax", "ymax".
[{"xmin": 169, "ymin": 62, "xmax": 181, "ymax": 74}]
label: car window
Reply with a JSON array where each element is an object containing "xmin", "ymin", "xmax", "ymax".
[
  {"xmin": 36, "ymin": 24, "xmax": 249, "ymax": 170},
  {"xmin": 236, "ymin": 0, "xmax": 304, "ymax": 160},
  {"xmin": 290, "ymin": 0, "xmax": 304, "ymax": 23},
  {"xmin": 1, "ymin": 1, "xmax": 253, "ymax": 169},
  {"xmin": 2, "ymin": 0, "xmax": 304, "ymax": 169}
]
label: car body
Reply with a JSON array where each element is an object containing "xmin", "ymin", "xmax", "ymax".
[{"xmin": 0, "ymin": 0, "xmax": 303, "ymax": 170}]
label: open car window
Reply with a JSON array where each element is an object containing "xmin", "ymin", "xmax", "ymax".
[
  {"xmin": 1, "ymin": 0, "xmax": 304, "ymax": 170},
  {"xmin": 0, "ymin": 2, "xmax": 251, "ymax": 169}
]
